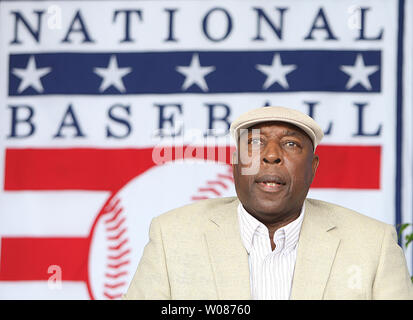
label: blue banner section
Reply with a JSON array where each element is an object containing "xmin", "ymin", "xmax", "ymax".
[{"xmin": 8, "ymin": 50, "xmax": 381, "ymax": 96}]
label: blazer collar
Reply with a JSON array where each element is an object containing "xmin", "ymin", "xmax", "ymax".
[
  {"xmin": 290, "ymin": 198, "xmax": 340, "ymax": 299},
  {"xmin": 204, "ymin": 198, "xmax": 251, "ymax": 299}
]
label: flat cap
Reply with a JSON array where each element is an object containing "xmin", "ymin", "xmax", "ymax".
[{"xmin": 230, "ymin": 106, "xmax": 324, "ymax": 150}]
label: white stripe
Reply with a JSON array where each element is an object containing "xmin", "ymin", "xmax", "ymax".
[
  {"xmin": 238, "ymin": 202, "xmax": 305, "ymax": 300},
  {"xmin": 0, "ymin": 191, "xmax": 110, "ymax": 236},
  {"xmin": 0, "ymin": 281, "xmax": 89, "ymax": 300}
]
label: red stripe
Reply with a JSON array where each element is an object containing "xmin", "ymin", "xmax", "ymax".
[
  {"xmin": 0, "ymin": 237, "xmax": 89, "ymax": 281},
  {"xmin": 313, "ymin": 145, "xmax": 381, "ymax": 189},
  {"xmin": 4, "ymin": 145, "xmax": 380, "ymax": 190},
  {"xmin": 4, "ymin": 148, "xmax": 156, "ymax": 192},
  {"xmin": 3, "ymin": 147, "xmax": 231, "ymax": 191}
]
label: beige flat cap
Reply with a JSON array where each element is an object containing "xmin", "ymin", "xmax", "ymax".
[{"xmin": 230, "ymin": 106, "xmax": 324, "ymax": 150}]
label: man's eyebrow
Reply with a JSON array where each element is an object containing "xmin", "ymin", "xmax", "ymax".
[
  {"xmin": 239, "ymin": 127, "xmax": 307, "ymax": 139},
  {"xmin": 279, "ymin": 130, "xmax": 302, "ymax": 137},
  {"xmin": 257, "ymin": 129, "xmax": 304, "ymax": 138}
]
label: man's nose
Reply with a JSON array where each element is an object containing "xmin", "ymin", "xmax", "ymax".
[{"xmin": 262, "ymin": 141, "xmax": 282, "ymax": 164}]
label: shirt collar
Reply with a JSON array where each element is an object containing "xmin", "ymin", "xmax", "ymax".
[{"xmin": 237, "ymin": 202, "xmax": 305, "ymax": 254}]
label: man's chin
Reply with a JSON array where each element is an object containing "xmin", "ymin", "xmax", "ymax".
[{"xmin": 247, "ymin": 197, "xmax": 290, "ymax": 218}]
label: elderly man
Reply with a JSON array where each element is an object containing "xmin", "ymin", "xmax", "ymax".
[{"xmin": 124, "ymin": 106, "xmax": 413, "ymax": 300}]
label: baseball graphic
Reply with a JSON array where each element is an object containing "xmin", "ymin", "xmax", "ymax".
[{"xmin": 87, "ymin": 159, "xmax": 236, "ymax": 299}]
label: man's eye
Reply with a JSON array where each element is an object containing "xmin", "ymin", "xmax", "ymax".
[
  {"xmin": 285, "ymin": 141, "xmax": 298, "ymax": 147},
  {"xmin": 249, "ymin": 138, "xmax": 262, "ymax": 145}
]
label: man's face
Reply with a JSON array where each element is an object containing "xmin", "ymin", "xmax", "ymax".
[{"xmin": 232, "ymin": 121, "xmax": 319, "ymax": 223}]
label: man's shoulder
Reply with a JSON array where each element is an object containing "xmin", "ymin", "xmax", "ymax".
[
  {"xmin": 154, "ymin": 196, "xmax": 239, "ymax": 225},
  {"xmin": 305, "ymin": 198, "xmax": 391, "ymax": 234}
]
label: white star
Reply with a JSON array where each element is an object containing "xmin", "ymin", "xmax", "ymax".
[
  {"xmin": 176, "ymin": 54, "xmax": 215, "ymax": 91},
  {"xmin": 94, "ymin": 55, "xmax": 132, "ymax": 93},
  {"xmin": 12, "ymin": 56, "xmax": 51, "ymax": 93},
  {"xmin": 256, "ymin": 54, "xmax": 297, "ymax": 89},
  {"xmin": 340, "ymin": 54, "xmax": 379, "ymax": 90}
]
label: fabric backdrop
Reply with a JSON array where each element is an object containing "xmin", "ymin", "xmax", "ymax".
[{"xmin": 0, "ymin": 0, "xmax": 412, "ymax": 299}]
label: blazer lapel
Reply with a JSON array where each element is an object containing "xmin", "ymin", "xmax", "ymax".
[
  {"xmin": 204, "ymin": 198, "xmax": 251, "ymax": 300},
  {"xmin": 290, "ymin": 199, "xmax": 341, "ymax": 300}
]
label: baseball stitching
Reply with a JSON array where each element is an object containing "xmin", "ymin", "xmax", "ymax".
[
  {"xmin": 96, "ymin": 164, "xmax": 233, "ymax": 299},
  {"xmin": 191, "ymin": 165, "xmax": 234, "ymax": 201},
  {"xmin": 102, "ymin": 196, "xmax": 131, "ymax": 299}
]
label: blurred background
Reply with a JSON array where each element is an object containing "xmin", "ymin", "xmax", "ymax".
[{"xmin": 0, "ymin": 0, "xmax": 412, "ymax": 299}]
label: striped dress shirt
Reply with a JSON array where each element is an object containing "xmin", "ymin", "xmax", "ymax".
[{"xmin": 237, "ymin": 203, "xmax": 305, "ymax": 300}]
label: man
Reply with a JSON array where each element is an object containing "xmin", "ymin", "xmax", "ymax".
[{"xmin": 124, "ymin": 106, "xmax": 413, "ymax": 300}]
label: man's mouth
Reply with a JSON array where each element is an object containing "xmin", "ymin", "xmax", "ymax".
[{"xmin": 255, "ymin": 175, "xmax": 287, "ymax": 192}]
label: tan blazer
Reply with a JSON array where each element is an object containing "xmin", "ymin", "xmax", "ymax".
[{"xmin": 124, "ymin": 197, "xmax": 413, "ymax": 300}]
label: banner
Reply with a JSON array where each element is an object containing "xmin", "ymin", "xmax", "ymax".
[{"xmin": 0, "ymin": 0, "xmax": 411, "ymax": 299}]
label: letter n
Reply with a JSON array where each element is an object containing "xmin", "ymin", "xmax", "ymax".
[{"xmin": 10, "ymin": 10, "xmax": 44, "ymax": 44}]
